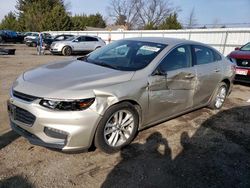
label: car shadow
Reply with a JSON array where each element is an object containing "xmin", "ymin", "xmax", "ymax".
[
  {"xmin": 101, "ymin": 106, "xmax": 250, "ymax": 188},
  {"xmin": 0, "ymin": 175, "xmax": 34, "ymax": 188},
  {"xmin": 0, "ymin": 130, "xmax": 20, "ymax": 150}
]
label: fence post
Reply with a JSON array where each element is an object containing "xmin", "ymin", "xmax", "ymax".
[{"xmin": 222, "ymin": 31, "xmax": 229, "ymax": 55}]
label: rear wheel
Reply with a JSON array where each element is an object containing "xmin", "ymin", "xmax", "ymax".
[
  {"xmin": 62, "ymin": 46, "xmax": 72, "ymax": 56},
  {"xmin": 94, "ymin": 102, "xmax": 139, "ymax": 154},
  {"xmin": 208, "ymin": 82, "xmax": 227, "ymax": 110}
]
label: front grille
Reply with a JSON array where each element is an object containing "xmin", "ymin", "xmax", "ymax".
[
  {"xmin": 13, "ymin": 90, "xmax": 39, "ymax": 102},
  {"xmin": 235, "ymin": 74, "xmax": 250, "ymax": 83},
  {"xmin": 236, "ymin": 59, "xmax": 250, "ymax": 68},
  {"xmin": 15, "ymin": 106, "xmax": 36, "ymax": 125}
]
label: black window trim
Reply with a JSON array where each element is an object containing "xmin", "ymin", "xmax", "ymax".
[
  {"xmin": 191, "ymin": 44, "xmax": 220, "ymax": 66},
  {"xmin": 152, "ymin": 44, "xmax": 194, "ymax": 75}
]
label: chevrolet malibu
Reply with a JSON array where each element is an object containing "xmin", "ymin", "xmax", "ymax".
[{"xmin": 8, "ymin": 37, "xmax": 234, "ymax": 153}]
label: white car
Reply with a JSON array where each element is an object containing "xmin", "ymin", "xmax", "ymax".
[{"xmin": 50, "ymin": 35, "xmax": 106, "ymax": 56}]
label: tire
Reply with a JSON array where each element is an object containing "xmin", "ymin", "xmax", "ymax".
[
  {"xmin": 208, "ymin": 82, "xmax": 228, "ymax": 110},
  {"xmin": 94, "ymin": 102, "xmax": 139, "ymax": 154},
  {"xmin": 62, "ymin": 46, "xmax": 72, "ymax": 56},
  {"xmin": 31, "ymin": 42, "xmax": 37, "ymax": 47}
]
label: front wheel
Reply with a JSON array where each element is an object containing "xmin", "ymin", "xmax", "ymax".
[
  {"xmin": 62, "ymin": 46, "xmax": 72, "ymax": 56},
  {"xmin": 208, "ymin": 82, "xmax": 228, "ymax": 110},
  {"xmin": 94, "ymin": 102, "xmax": 139, "ymax": 154}
]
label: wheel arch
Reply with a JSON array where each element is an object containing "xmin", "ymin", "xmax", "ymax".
[{"xmin": 221, "ymin": 78, "xmax": 231, "ymax": 95}]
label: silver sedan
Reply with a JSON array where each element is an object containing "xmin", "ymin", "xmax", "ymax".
[{"xmin": 8, "ymin": 37, "xmax": 234, "ymax": 153}]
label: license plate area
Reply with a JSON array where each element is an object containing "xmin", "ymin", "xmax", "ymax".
[{"xmin": 235, "ymin": 69, "xmax": 248, "ymax": 75}]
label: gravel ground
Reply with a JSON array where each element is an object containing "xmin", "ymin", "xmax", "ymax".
[{"xmin": 0, "ymin": 44, "xmax": 250, "ymax": 188}]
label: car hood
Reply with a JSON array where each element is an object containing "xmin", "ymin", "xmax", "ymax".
[
  {"xmin": 229, "ymin": 50, "xmax": 250, "ymax": 59},
  {"xmin": 13, "ymin": 59, "xmax": 135, "ymax": 99}
]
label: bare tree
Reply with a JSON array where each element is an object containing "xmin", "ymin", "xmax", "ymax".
[
  {"xmin": 107, "ymin": 0, "xmax": 139, "ymax": 29},
  {"xmin": 135, "ymin": 0, "xmax": 176, "ymax": 29},
  {"xmin": 107, "ymin": 0, "xmax": 179, "ymax": 29},
  {"xmin": 186, "ymin": 7, "xmax": 197, "ymax": 29}
]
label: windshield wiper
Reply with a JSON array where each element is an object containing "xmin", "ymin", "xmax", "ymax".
[
  {"xmin": 92, "ymin": 61, "xmax": 118, "ymax": 70},
  {"xmin": 78, "ymin": 57, "xmax": 119, "ymax": 70}
]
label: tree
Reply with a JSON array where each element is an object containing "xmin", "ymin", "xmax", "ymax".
[
  {"xmin": 71, "ymin": 14, "xmax": 87, "ymax": 30},
  {"xmin": 159, "ymin": 12, "xmax": 182, "ymax": 30},
  {"xmin": 136, "ymin": 0, "xmax": 175, "ymax": 29},
  {"xmin": 107, "ymin": 0, "xmax": 179, "ymax": 29},
  {"xmin": 115, "ymin": 15, "xmax": 127, "ymax": 26},
  {"xmin": 15, "ymin": 0, "xmax": 71, "ymax": 31},
  {"xmin": 186, "ymin": 7, "xmax": 197, "ymax": 29},
  {"xmin": 44, "ymin": 4, "xmax": 72, "ymax": 31},
  {"xmin": 107, "ymin": 0, "xmax": 139, "ymax": 29},
  {"xmin": 87, "ymin": 13, "xmax": 106, "ymax": 28},
  {"xmin": 71, "ymin": 13, "xmax": 106, "ymax": 30},
  {"xmin": 0, "ymin": 12, "xmax": 19, "ymax": 30}
]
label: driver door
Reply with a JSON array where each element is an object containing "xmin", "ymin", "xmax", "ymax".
[
  {"xmin": 73, "ymin": 36, "xmax": 86, "ymax": 51},
  {"xmin": 146, "ymin": 45, "xmax": 197, "ymax": 124}
]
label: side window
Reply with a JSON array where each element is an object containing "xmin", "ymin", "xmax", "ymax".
[
  {"xmin": 213, "ymin": 51, "xmax": 222, "ymax": 61},
  {"xmin": 86, "ymin": 37, "xmax": 98, "ymax": 42},
  {"xmin": 78, "ymin": 36, "xmax": 86, "ymax": 42},
  {"xmin": 159, "ymin": 45, "xmax": 192, "ymax": 72},
  {"xmin": 194, "ymin": 45, "xmax": 214, "ymax": 65}
]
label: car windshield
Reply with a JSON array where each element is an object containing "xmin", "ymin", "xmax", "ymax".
[
  {"xmin": 82, "ymin": 40, "xmax": 166, "ymax": 71},
  {"xmin": 240, "ymin": 43, "xmax": 250, "ymax": 51}
]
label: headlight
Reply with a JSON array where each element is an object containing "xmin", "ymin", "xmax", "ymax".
[{"xmin": 39, "ymin": 98, "xmax": 95, "ymax": 111}]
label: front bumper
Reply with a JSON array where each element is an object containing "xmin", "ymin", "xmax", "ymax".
[
  {"xmin": 7, "ymin": 94, "xmax": 102, "ymax": 151},
  {"xmin": 50, "ymin": 48, "xmax": 62, "ymax": 54}
]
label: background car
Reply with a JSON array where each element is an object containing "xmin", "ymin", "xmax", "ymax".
[
  {"xmin": 23, "ymin": 32, "xmax": 39, "ymax": 46},
  {"xmin": 25, "ymin": 33, "xmax": 51, "ymax": 47},
  {"xmin": 9, "ymin": 37, "xmax": 234, "ymax": 153},
  {"xmin": 50, "ymin": 35, "xmax": 106, "ymax": 56},
  {"xmin": 0, "ymin": 30, "xmax": 24, "ymax": 43},
  {"xmin": 228, "ymin": 42, "xmax": 250, "ymax": 83},
  {"xmin": 43, "ymin": 34, "xmax": 75, "ymax": 49}
]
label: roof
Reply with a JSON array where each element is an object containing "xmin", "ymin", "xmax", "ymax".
[{"xmin": 125, "ymin": 37, "xmax": 210, "ymax": 47}]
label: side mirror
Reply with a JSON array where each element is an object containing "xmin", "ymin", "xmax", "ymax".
[
  {"xmin": 73, "ymin": 39, "xmax": 79, "ymax": 42},
  {"xmin": 235, "ymin": 47, "xmax": 240, "ymax": 50},
  {"xmin": 152, "ymin": 67, "xmax": 167, "ymax": 76}
]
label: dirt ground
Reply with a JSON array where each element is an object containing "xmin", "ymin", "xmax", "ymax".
[{"xmin": 0, "ymin": 44, "xmax": 250, "ymax": 188}]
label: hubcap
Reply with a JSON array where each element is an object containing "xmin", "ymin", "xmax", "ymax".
[
  {"xmin": 104, "ymin": 110, "xmax": 134, "ymax": 147},
  {"xmin": 215, "ymin": 86, "xmax": 226, "ymax": 108}
]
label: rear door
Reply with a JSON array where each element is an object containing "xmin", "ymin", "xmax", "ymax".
[
  {"xmin": 192, "ymin": 45, "xmax": 223, "ymax": 107},
  {"xmin": 84, "ymin": 36, "xmax": 99, "ymax": 51}
]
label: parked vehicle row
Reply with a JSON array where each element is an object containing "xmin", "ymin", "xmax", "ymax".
[
  {"xmin": 8, "ymin": 37, "xmax": 234, "ymax": 153},
  {"xmin": 0, "ymin": 30, "xmax": 24, "ymax": 43}
]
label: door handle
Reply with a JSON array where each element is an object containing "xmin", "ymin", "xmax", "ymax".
[{"xmin": 185, "ymin": 74, "xmax": 195, "ymax": 79}]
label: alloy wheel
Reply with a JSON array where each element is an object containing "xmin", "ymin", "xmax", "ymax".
[{"xmin": 104, "ymin": 110, "xmax": 135, "ymax": 147}]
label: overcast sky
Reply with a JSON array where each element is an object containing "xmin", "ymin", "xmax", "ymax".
[{"xmin": 1, "ymin": 0, "xmax": 250, "ymax": 27}]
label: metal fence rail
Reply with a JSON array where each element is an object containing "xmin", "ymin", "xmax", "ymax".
[{"xmin": 47, "ymin": 28, "xmax": 250, "ymax": 55}]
